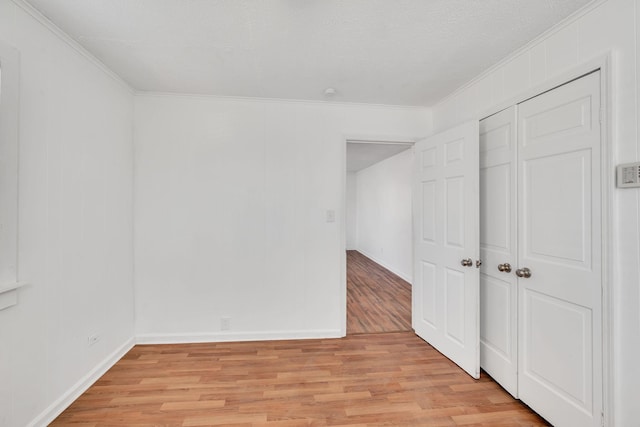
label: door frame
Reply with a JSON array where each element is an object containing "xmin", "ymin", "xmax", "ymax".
[
  {"xmin": 477, "ymin": 53, "xmax": 613, "ymax": 426},
  {"xmin": 340, "ymin": 134, "xmax": 420, "ymax": 336}
]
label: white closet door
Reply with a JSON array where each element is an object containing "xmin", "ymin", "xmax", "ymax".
[
  {"xmin": 412, "ymin": 121, "xmax": 480, "ymax": 379},
  {"xmin": 517, "ymin": 71, "xmax": 602, "ymax": 427},
  {"xmin": 479, "ymin": 106, "xmax": 518, "ymax": 397}
]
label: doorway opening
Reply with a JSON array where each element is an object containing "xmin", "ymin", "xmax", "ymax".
[{"xmin": 344, "ymin": 139, "xmax": 414, "ymax": 335}]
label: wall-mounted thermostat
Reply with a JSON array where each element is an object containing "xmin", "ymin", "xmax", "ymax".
[{"xmin": 617, "ymin": 162, "xmax": 640, "ymax": 188}]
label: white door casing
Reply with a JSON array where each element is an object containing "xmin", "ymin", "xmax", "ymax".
[
  {"xmin": 517, "ymin": 71, "xmax": 602, "ymax": 427},
  {"xmin": 479, "ymin": 106, "xmax": 519, "ymax": 397},
  {"xmin": 412, "ymin": 121, "xmax": 480, "ymax": 379}
]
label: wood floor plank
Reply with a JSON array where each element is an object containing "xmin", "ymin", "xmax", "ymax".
[
  {"xmin": 313, "ymin": 391, "xmax": 372, "ymax": 402},
  {"xmin": 347, "ymin": 250, "xmax": 412, "ymax": 334},
  {"xmin": 160, "ymin": 400, "xmax": 226, "ymax": 410}
]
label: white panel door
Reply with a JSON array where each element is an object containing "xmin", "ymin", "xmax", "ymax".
[
  {"xmin": 479, "ymin": 106, "xmax": 518, "ymax": 397},
  {"xmin": 517, "ymin": 71, "xmax": 602, "ymax": 427},
  {"xmin": 412, "ymin": 121, "xmax": 480, "ymax": 379}
]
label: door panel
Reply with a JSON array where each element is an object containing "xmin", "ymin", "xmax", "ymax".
[
  {"xmin": 445, "ymin": 268, "xmax": 466, "ymax": 344},
  {"xmin": 521, "ymin": 96, "xmax": 592, "ymax": 146},
  {"xmin": 480, "ymin": 163, "xmax": 511, "ymax": 250},
  {"xmin": 517, "ymin": 71, "xmax": 602, "ymax": 427},
  {"xmin": 421, "ymin": 182, "xmax": 437, "ymax": 242},
  {"xmin": 413, "ymin": 121, "xmax": 480, "ymax": 379},
  {"xmin": 480, "ymin": 274, "xmax": 513, "ymax": 356},
  {"xmin": 525, "ymin": 149, "xmax": 592, "ymax": 267},
  {"xmin": 445, "ymin": 176, "xmax": 465, "ymax": 247},
  {"xmin": 479, "ymin": 107, "xmax": 518, "ymax": 397},
  {"xmin": 524, "ymin": 289, "xmax": 592, "ymax": 408},
  {"xmin": 421, "ymin": 261, "xmax": 437, "ymax": 326}
]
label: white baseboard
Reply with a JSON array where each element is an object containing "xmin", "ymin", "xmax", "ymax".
[
  {"xmin": 27, "ymin": 337, "xmax": 135, "ymax": 427},
  {"xmin": 356, "ymin": 249, "xmax": 413, "ymax": 284},
  {"xmin": 25, "ymin": 331, "xmax": 344, "ymax": 425},
  {"xmin": 22, "ymin": 329, "xmax": 354, "ymax": 425},
  {"xmin": 136, "ymin": 329, "xmax": 344, "ymax": 345}
]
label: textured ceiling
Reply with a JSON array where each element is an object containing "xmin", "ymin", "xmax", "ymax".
[{"xmin": 24, "ymin": 0, "xmax": 592, "ymax": 106}]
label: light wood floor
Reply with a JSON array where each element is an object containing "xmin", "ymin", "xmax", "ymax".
[
  {"xmin": 52, "ymin": 332, "xmax": 548, "ymax": 426},
  {"xmin": 347, "ymin": 250, "xmax": 412, "ymax": 334},
  {"xmin": 52, "ymin": 252, "xmax": 548, "ymax": 426}
]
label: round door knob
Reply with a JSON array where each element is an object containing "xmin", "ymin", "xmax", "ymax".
[
  {"xmin": 515, "ymin": 267, "xmax": 532, "ymax": 278},
  {"xmin": 460, "ymin": 258, "xmax": 473, "ymax": 267},
  {"xmin": 497, "ymin": 263, "xmax": 512, "ymax": 273}
]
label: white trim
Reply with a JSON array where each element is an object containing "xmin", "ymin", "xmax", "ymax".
[
  {"xmin": 355, "ymin": 249, "xmax": 412, "ymax": 285},
  {"xmin": 10, "ymin": 0, "xmax": 133, "ymax": 94},
  {"xmin": 340, "ymin": 133, "xmax": 421, "ymax": 337},
  {"xmin": 347, "ymin": 140, "xmax": 414, "ymax": 146},
  {"xmin": 0, "ymin": 281, "xmax": 26, "ymax": 295},
  {"xmin": 27, "ymin": 337, "xmax": 135, "ymax": 427},
  {"xmin": 0, "ymin": 40, "xmax": 20, "ymax": 296},
  {"xmin": 136, "ymin": 330, "xmax": 343, "ymax": 345},
  {"xmin": 599, "ymin": 53, "xmax": 614, "ymax": 427},
  {"xmin": 433, "ymin": 0, "xmax": 608, "ymax": 108},
  {"xmin": 0, "ymin": 282, "xmax": 27, "ymax": 310},
  {"xmin": 135, "ymin": 91, "xmax": 429, "ymax": 111},
  {"xmin": 340, "ymin": 137, "xmax": 348, "ymax": 337},
  {"xmin": 344, "ymin": 133, "xmax": 420, "ymax": 145}
]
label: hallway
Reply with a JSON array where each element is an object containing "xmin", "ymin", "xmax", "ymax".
[{"xmin": 347, "ymin": 250, "xmax": 412, "ymax": 334}]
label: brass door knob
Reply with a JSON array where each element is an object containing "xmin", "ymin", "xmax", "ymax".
[
  {"xmin": 515, "ymin": 267, "xmax": 532, "ymax": 278},
  {"xmin": 497, "ymin": 263, "xmax": 512, "ymax": 273}
]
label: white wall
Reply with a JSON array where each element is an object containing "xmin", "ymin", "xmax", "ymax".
[
  {"xmin": 10, "ymin": 0, "xmax": 634, "ymax": 425},
  {"xmin": 355, "ymin": 149, "xmax": 413, "ymax": 282},
  {"xmin": 431, "ymin": 0, "xmax": 639, "ymax": 423},
  {"xmin": 0, "ymin": 1, "xmax": 135, "ymax": 426},
  {"xmin": 134, "ymin": 94, "xmax": 429, "ymax": 342},
  {"xmin": 345, "ymin": 172, "xmax": 357, "ymax": 250}
]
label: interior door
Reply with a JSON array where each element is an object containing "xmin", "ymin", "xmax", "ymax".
[
  {"xmin": 517, "ymin": 71, "xmax": 602, "ymax": 427},
  {"xmin": 479, "ymin": 106, "xmax": 518, "ymax": 397},
  {"xmin": 412, "ymin": 121, "xmax": 480, "ymax": 379}
]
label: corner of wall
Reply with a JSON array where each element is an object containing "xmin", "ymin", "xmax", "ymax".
[{"xmin": 27, "ymin": 337, "xmax": 135, "ymax": 427}]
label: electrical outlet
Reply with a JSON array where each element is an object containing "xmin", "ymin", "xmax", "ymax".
[
  {"xmin": 221, "ymin": 317, "xmax": 231, "ymax": 331},
  {"xmin": 87, "ymin": 334, "xmax": 100, "ymax": 346},
  {"xmin": 326, "ymin": 209, "xmax": 335, "ymax": 223}
]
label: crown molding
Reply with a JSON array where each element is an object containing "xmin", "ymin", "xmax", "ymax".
[
  {"xmin": 135, "ymin": 90, "xmax": 431, "ymax": 111},
  {"xmin": 11, "ymin": 0, "xmax": 134, "ymax": 94}
]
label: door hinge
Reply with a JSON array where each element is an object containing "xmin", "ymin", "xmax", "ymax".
[
  {"xmin": 599, "ymin": 107, "xmax": 603, "ymax": 125},
  {"xmin": 601, "ymin": 412, "xmax": 605, "ymax": 427}
]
